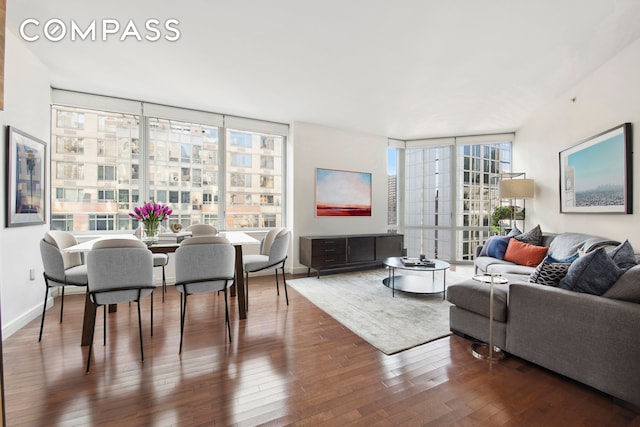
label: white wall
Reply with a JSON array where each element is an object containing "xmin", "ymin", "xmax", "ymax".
[
  {"xmin": 0, "ymin": 32, "xmax": 53, "ymax": 337},
  {"xmin": 291, "ymin": 122, "xmax": 390, "ymax": 272},
  {"xmin": 515, "ymin": 37, "xmax": 640, "ymax": 249}
]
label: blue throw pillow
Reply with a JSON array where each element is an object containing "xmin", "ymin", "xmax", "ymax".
[
  {"xmin": 546, "ymin": 252, "xmax": 579, "ymax": 264},
  {"xmin": 557, "ymin": 248, "xmax": 624, "ymax": 296},
  {"xmin": 485, "ymin": 236, "xmax": 511, "ymax": 260}
]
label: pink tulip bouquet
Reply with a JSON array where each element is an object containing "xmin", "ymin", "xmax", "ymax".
[{"xmin": 129, "ymin": 201, "xmax": 173, "ymax": 238}]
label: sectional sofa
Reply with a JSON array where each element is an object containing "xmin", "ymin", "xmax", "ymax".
[{"xmin": 447, "ymin": 228, "xmax": 640, "ymax": 409}]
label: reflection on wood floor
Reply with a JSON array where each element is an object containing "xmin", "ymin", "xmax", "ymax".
[{"xmin": 3, "ymin": 273, "xmax": 639, "ymax": 425}]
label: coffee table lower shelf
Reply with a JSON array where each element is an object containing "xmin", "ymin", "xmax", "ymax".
[{"xmin": 382, "ymin": 275, "xmax": 445, "ymax": 296}]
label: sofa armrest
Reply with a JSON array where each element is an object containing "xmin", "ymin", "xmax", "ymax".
[
  {"xmin": 475, "ymin": 244, "xmax": 484, "ymax": 258},
  {"xmin": 507, "ymin": 283, "xmax": 640, "ymax": 407}
]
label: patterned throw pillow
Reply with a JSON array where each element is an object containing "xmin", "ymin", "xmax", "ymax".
[{"xmin": 529, "ymin": 259, "xmax": 571, "ymax": 286}]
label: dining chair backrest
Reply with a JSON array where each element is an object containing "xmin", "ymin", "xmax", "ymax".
[
  {"xmin": 267, "ymin": 230, "xmax": 291, "ymax": 265},
  {"xmin": 87, "ymin": 238, "xmax": 153, "ymax": 305},
  {"xmin": 40, "ymin": 239, "xmax": 67, "ymax": 283},
  {"xmin": 186, "ymin": 224, "xmax": 218, "ymax": 237},
  {"xmin": 261, "ymin": 227, "xmax": 286, "ymax": 255},
  {"xmin": 44, "ymin": 230, "xmax": 82, "ymax": 270},
  {"xmin": 175, "ymin": 237, "xmax": 234, "ymax": 295}
]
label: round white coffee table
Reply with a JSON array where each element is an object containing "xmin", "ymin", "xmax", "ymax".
[
  {"xmin": 471, "ymin": 273, "xmax": 508, "ymax": 362},
  {"xmin": 383, "ymin": 257, "xmax": 450, "ymax": 298}
]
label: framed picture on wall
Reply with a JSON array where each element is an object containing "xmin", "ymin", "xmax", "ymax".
[
  {"xmin": 559, "ymin": 123, "xmax": 632, "ymax": 214},
  {"xmin": 6, "ymin": 126, "xmax": 46, "ymax": 227},
  {"xmin": 315, "ymin": 168, "xmax": 372, "ymax": 216}
]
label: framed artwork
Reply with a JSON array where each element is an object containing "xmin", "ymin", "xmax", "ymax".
[
  {"xmin": 559, "ymin": 123, "xmax": 632, "ymax": 214},
  {"xmin": 6, "ymin": 126, "xmax": 46, "ymax": 226},
  {"xmin": 315, "ymin": 168, "xmax": 372, "ymax": 216}
]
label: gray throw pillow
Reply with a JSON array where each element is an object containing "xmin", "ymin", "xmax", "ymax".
[
  {"xmin": 507, "ymin": 226, "xmax": 522, "ymax": 236},
  {"xmin": 603, "ymin": 265, "xmax": 640, "ymax": 303},
  {"xmin": 607, "ymin": 240, "xmax": 637, "ymax": 270},
  {"xmin": 557, "ymin": 248, "xmax": 624, "ymax": 296},
  {"xmin": 514, "ymin": 224, "xmax": 543, "ymax": 246}
]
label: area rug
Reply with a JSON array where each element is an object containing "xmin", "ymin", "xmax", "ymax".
[{"xmin": 288, "ymin": 267, "xmax": 472, "ymax": 355}]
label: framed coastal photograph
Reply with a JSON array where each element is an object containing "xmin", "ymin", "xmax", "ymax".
[
  {"xmin": 559, "ymin": 123, "xmax": 632, "ymax": 214},
  {"xmin": 6, "ymin": 126, "xmax": 46, "ymax": 227},
  {"xmin": 315, "ymin": 168, "xmax": 372, "ymax": 216}
]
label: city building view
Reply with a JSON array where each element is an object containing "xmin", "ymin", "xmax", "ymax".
[
  {"xmin": 50, "ymin": 105, "xmax": 284, "ymax": 232},
  {"xmin": 398, "ymin": 142, "xmax": 511, "ymax": 261}
]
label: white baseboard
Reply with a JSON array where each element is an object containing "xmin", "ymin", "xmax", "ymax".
[{"xmin": 3, "ymin": 297, "xmax": 52, "ymax": 340}]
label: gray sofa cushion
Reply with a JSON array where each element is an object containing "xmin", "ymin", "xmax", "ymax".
[
  {"xmin": 447, "ymin": 279, "xmax": 509, "ymax": 322},
  {"xmin": 475, "ymin": 256, "xmax": 514, "ymax": 272},
  {"xmin": 603, "ymin": 264, "xmax": 640, "ymax": 303},
  {"xmin": 548, "ymin": 233, "xmax": 619, "ymax": 259},
  {"xmin": 486, "ymin": 263, "xmax": 536, "ymax": 276},
  {"xmin": 557, "ymin": 248, "xmax": 624, "ymax": 295}
]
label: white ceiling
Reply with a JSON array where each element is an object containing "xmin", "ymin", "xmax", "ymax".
[{"xmin": 7, "ymin": 0, "xmax": 640, "ymax": 140}]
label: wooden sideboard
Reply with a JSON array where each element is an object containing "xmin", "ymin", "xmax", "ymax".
[{"xmin": 300, "ymin": 233, "xmax": 404, "ymax": 277}]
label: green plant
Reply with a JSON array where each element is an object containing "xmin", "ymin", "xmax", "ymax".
[
  {"xmin": 491, "ymin": 205, "xmax": 526, "ymax": 233},
  {"xmin": 491, "ymin": 206, "xmax": 513, "ymax": 233}
]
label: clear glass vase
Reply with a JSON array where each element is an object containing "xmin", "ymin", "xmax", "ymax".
[{"xmin": 142, "ymin": 221, "xmax": 159, "ymax": 242}]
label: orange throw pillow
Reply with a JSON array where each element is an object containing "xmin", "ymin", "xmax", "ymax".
[{"xmin": 503, "ymin": 238, "xmax": 549, "ymax": 267}]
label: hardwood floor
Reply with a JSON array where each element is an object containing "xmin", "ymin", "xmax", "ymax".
[{"xmin": 3, "ymin": 274, "xmax": 639, "ymax": 426}]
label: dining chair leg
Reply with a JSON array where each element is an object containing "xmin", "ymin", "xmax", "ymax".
[
  {"xmin": 60, "ymin": 286, "xmax": 65, "ymax": 323},
  {"xmin": 282, "ymin": 265, "xmax": 289, "ymax": 305},
  {"xmin": 137, "ymin": 297, "xmax": 144, "ymax": 362},
  {"xmin": 86, "ymin": 303, "xmax": 98, "ymax": 374},
  {"xmin": 275, "ymin": 269, "xmax": 280, "ymax": 296},
  {"xmin": 179, "ymin": 293, "xmax": 188, "ymax": 354},
  {"xmin": 224, "ymin": 287, "xmax": 231, "ymax": 343},
  {"xmin": 244, "ymin": 271, "xmax": 249, "ymax": 313},
  {"xmin": 162, "ymin": 266, "xmax": 166, "ymax": 303},
  {"xmin": 103, "ymin": 305, "xmax": 107, "ymax": 346},
  {"xmin": 38, "ymin": 284, "xmax": 49, "ymax": 342},
  {"xmin": 150, "ymin": 291, "xmax": 154, "ymax": 337}
]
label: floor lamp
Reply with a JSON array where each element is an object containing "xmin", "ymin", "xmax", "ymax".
[{"xmin": 498, "ymin": 177, "xmax": 534, "ymax": 231}]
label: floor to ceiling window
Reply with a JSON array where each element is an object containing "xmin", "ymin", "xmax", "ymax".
[
  {"xmin": 395, "ymin": 135, "xmax": 512, "ymax": 262},
  {"xmin": 50, "ymin": 90, "xmax": 287, "ymax": 232}
]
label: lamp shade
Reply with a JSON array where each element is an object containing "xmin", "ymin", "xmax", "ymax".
[{"xmin": 499, "ymin": 179, "xmax": 534, "ymax": 199}]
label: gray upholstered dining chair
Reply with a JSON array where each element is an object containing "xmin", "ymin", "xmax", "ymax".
[
  {"xmin": 38, "ymin": 231, "xmax": 88, "ymax": 342},
  {"xmin": 242, "ymin": 228, "xmax": 291, "ymax": 310},
  {"xmin": 174, "ymin": 235, "xmax": 235, "ymax": 352},
  {"xmin": 186, "ymin": 223, "xmax": 218, "ymax": 237},
  {"xmin": 85, "ymin": 238, "xmax": 154, "ymax": 373},
  {"xmin": 134, "ymin": 225, "xmax": 170, "ymax": 302}
]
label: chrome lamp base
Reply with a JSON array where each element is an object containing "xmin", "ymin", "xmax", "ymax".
[{"xmin": 471, "ymin": 342, "xmax": 506, "ymax": 362}]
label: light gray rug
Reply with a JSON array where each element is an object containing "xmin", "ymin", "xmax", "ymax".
[{"xmin": 288, "ymin": 267, "xmax": 473, "ymax": 355}]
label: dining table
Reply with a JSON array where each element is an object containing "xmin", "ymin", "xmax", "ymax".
[{"xmin": 63, "ymin": 231, "xmax": 259, "ymax": 346}]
